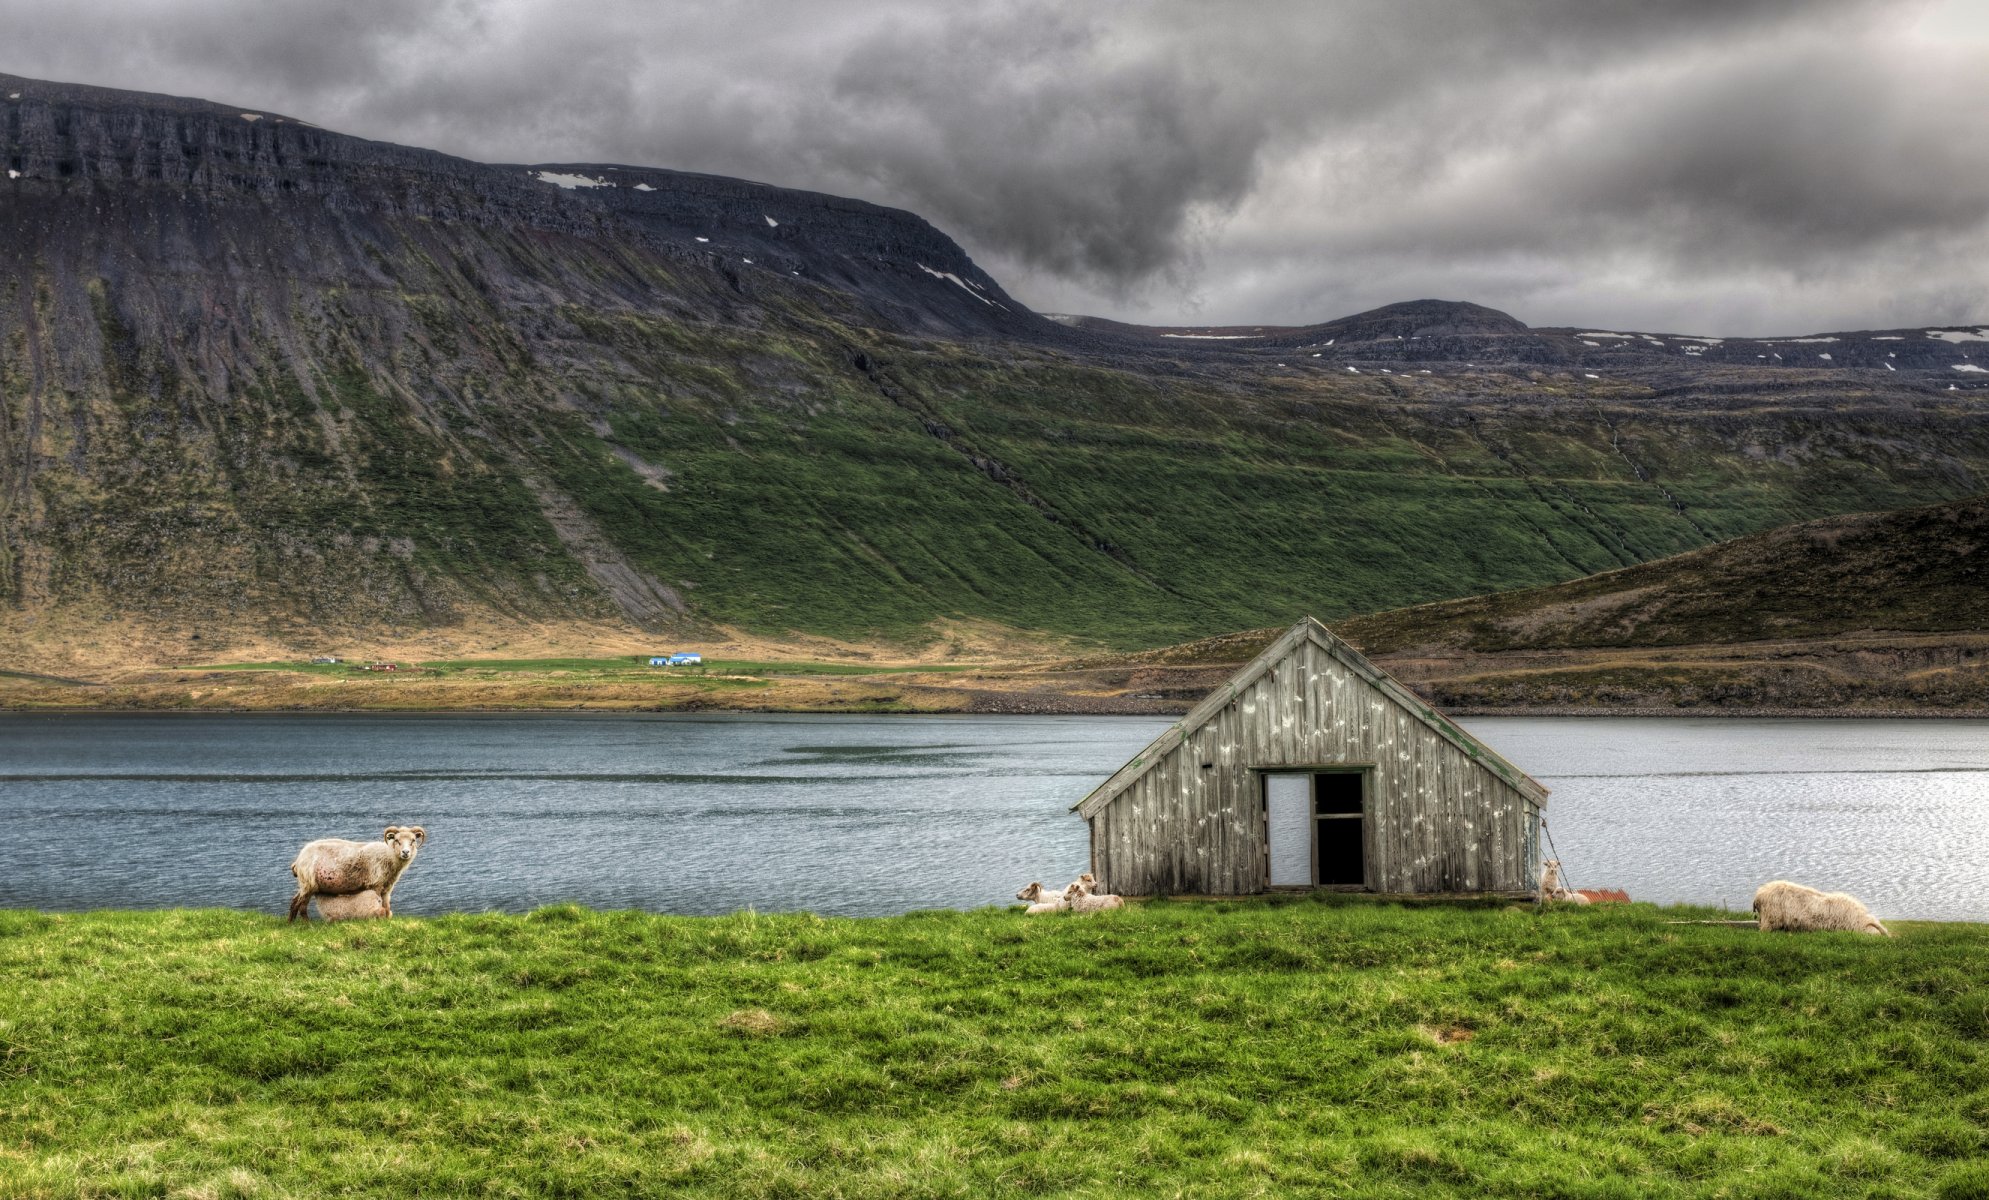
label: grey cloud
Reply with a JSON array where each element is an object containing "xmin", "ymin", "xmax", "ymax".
[{"xmin": 2, "ymin": 0, "xmax": 1984, "ymax": 332}]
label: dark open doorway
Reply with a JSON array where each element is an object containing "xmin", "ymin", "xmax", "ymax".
[{"xmin": 1314, "ymin": 771, "xmax": 1366, "ymax": 886}]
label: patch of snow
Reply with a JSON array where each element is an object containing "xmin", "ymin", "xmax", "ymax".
[
  {"xmin": 1954, "ymin": 364, "xmax": 1988, "ymax": 373},
  {"xmin": 535, "ymin": 171, "xmax": 611, "ymax": 189},
  {"xmin": 1577, "ymin": 332, "xmax": 1633, "ymax": 338},
  {"xmin": 765, "ymin": 215, "xmax": 779, "ymax": 227},
  {"xmin": 1884, "ymin": 362, "xmax": 1896, "ymax": 371},
  {"xmin": 917, "ymin": 263, "xmax": 993, "ymax": 306},
  {"xmin": 1381, "ymin": 368, "xmax": 1393, "ymax": 373},
  {"xmin": 240, "ymin": 113, "xmax": 262, "ymax": 122},
  {"xmin": 742, "ymin": 258, "xmax": 753, "ymax": 264},
  {"xmin": 1311, "ymin": 353, "xmax": 1321, "ymax": 358},
  {"xmin": 1772, "ymin": 353, "xmax": 1782, "ymax": 360},
  {"xmin": 1778, "ymin": 336, "xmax": 1839, "ymax": 344},
  {"xmin": 1928, "ymin": 328, "xmax": 1989, "ymax": 343},
  {"xmin": 695, "ymin": 236, "xmax": 709, "ymax": 243},
  {"xmin": 1420, "ymin": 370, "xmax": 1431, "ymax": 375},
  {"xmin": 1584, "ymin": 373, "xmax": 1600, "ymax": 379},
  {"xmin": 1818, "ymin": 353, "xmax": 1833, "ymax": 360},
  {"xmin": 633, "ymin": 183, "xmax": 655, "ymax": 192},
  {"xmin": 1888, "ymin": 352, "xmax": 1896, "ymax": 358},
  {"xmin": 1159, "ymin": 333, "xmax": 1254, "ymax": 340},
  {"xmin": 7, "ymin": 93, "xmax": 20, "ymax": 100},
  {"xmin": 1346, "ymin": 366, "xmax": 1360, "ymax": 374},
  {"xmin": 1873, "ymin": 336, "xmax": 1905, "ymax": 340},
  {"xmin": 1580, "ymin": 340, "xmax": 1600, "ymax": 347},
  {"xmin": 5, "ymin": 170, "xmax": 16, "ymax": 179}
]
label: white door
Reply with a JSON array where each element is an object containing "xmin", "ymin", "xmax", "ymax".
[{"xmin": 1265, "ymin": 774, "xmax": 1311, "ymax": 886}]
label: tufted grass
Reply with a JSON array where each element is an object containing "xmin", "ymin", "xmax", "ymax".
[{"xmin": 1, "ymin": 898, "xmax": 1986, "ymax": 1198}]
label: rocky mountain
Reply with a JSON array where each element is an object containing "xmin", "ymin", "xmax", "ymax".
[
  {"xmin": 1054, "ymin": 299, "xmax": 1989, "ymax": 378},
  {"xmin": 5, "ymin": 72, "xmax": 1989, "ymax": 666}
]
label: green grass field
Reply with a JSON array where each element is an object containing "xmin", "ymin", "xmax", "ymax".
[{"xmin": 3, "ymin": 899, "xmax": 1985, "ymax": 1198}]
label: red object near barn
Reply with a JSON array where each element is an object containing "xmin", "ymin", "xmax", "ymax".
[{"xmin": 1575, "ymin": 889, "xmax": 1631, "ymax": 904}]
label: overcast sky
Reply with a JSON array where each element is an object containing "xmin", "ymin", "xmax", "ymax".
[{"xmin": 7, "ymin": 0, "xmax": 1989, "ymax": 334}]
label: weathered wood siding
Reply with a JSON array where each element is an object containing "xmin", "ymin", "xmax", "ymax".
[{"xmin": 1089, "ymin": 637, "xmax": 1540, "ymax": 896}]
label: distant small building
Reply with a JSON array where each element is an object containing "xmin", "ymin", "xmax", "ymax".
[
  {"xmin": 1073, "ymin": 617, "xmax": 1547, "ymax": 897},
  {"xmin": 647, "ymin": 653, "xmax": 704, "ymax": 666}
]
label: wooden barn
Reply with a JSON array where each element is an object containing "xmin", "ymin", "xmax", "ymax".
[{"xmin": 1073, "ymin": 617, "xmax": 1548, "ymax": 897}]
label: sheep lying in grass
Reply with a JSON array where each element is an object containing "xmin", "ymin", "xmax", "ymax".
[
  {"xmin": 1539, "ymin": 860, "xmax": 1590, "ymax": 905},
  {"xmin": 1014, "ymin": 882, "xmax": 1068, "ymax": 915},
  {"xmin": 312, "ymin": 890, "xmax": 388, "ymax": 921},
  {"xmin": 1752, "ymin": 880, "xmax": 1891, "ymax": 936},
  {"xmin": 289, "ymin": 826, "xmax": 426, "ymax": 921},
  {"xmin": 1064, "ymin": 874, "xmax": 1124, "ymax": 914}
]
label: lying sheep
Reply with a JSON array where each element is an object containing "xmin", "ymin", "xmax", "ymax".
[
  {"xmin": 1752, "ymin": 880, "xmax": 1891, "ymax": 937},
  {"xmin": 1015, "ymin": 881, "xmax": 1068, "ymax": 915},
  {"xmin": 289, "ymin": 825, "xmax": 426, "ymax": 921},
  {"xmin": 312, "ymin": 890, "xmax": 388, "ymax": 921},
  {"xmin": 1063, "ymin": 875, "xmax": 1124, "ymax": 914},
  {"xmin": 1539, "ymin": 859, "xmax": 1590, "ymax": 905},
  {"xmin": 1066, "ymin": 886, "xmax": 1124, "ymax": 914}
]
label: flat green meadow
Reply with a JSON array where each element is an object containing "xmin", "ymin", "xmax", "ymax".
[{"xmin": 2, "ymin": 899, "xmax": 1986, "ymax": 1198}]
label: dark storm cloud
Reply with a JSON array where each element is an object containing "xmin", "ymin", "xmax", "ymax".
[{"xmin": 3, "ymin": 0, "xmax": 1985, "ymax": 332}]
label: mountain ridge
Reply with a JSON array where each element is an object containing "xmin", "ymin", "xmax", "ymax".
[{"xmin": 6, "ymin": 72, "xmax": 1989, "ymax": 670}]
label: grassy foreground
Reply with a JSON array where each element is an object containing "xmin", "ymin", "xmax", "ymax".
[{"xmin": 3, "ymin": 900, "xmax": 1987, "ymax": 1199}]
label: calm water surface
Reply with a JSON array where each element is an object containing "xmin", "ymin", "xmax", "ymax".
[{"xmin": 2, "ymin": 713, "xmax": 1985, "ymax": 920}]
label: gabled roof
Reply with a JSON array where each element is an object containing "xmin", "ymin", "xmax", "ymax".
[{"xmin": 1073, "ymin": 616, "xmax": 1549, "ymax": 819}]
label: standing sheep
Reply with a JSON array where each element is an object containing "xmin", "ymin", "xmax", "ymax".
[
  {"xmin": 1752, "ymin": 880, "xmax": 1891, "ymax": 936},
  {"xmin": 289, "ymin": 826, "xmax": 426, "ymax": 921}
]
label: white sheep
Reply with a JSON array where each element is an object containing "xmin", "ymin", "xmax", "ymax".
[
  {"xmin": 1063, "ymin": 874, "xmax": 1124, "ymax": 914},
  {"xmin": 312, "ymin": 890, "xmax": 388, "ymax": 921},
  {"xmin": 1539, "ymin": 859, "xmax": 1589, "ymax": 905},
  {"xmin": 289, "ymin": 826, "xmax": 426, "ymax": 921},
  {"xmin": 1752, "ymin": 880, "xmax": 1891, "ymax": 936},
  {"xmin": 1015, "ymin": 881, "xmax": 1068, "ymax": 914}
]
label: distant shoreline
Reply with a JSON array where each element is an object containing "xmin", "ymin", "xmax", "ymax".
[{"xmin": 4, "ymin": 698, "xmax": 1986, "ymax": 719}]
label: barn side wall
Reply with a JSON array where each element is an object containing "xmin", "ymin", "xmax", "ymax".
[{"xmin": 1090, "ymin": 638, "xmax": 1539, "ymax": 896}]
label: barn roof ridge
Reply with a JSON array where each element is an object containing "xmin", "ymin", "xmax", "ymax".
[{"xmin": 1072, "ymin": 616, "xmax": 1549, "ymax": 819}]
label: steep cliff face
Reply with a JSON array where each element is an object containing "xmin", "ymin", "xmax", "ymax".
[
  {"xmin": 3, "ymin": 73, "xmax": 1989, "ymax": 660},
  {"xmin": 0, "ymin": 72, "xmax": 1050, "ymax": 642}
]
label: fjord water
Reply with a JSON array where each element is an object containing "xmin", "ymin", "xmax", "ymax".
[{"xmin": 2, "ymin": 714, "xmax": 1985, "ymax": 921}]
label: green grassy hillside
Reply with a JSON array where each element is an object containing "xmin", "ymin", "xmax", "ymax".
[
  {"xmin": 3, "ymin": 901, "xmax": 1987, "ymax": 1198},
  {"xmin": 23, "ymin": 270, "xmax": 1989, "ymax": 656},
  {"xmin": 10, "ymin": 76, "xmax": 1989, "ymax": 656},
  {"xmin": 1337, "ymin": 494, "xmax": 1989, "ymax": 654}
]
